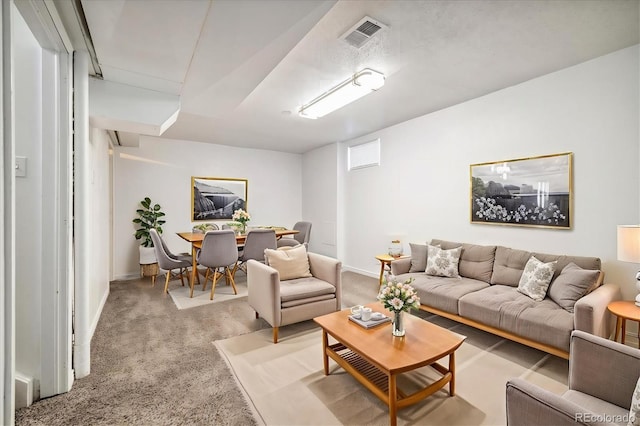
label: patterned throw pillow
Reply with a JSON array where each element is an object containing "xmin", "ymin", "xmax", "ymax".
[
  {"xmin": 425, "ymin": 245, "xmax": 462, "ymax": 278},
  {"xmin": 629, "ymin": 376, "xmax": 640, "ymax": 426},
  {"xmin": 517, "ymin": 256, "xmax": 557, "ymax": 301}
]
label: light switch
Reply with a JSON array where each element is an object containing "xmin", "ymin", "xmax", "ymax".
[{"xmin": 15, "ymin": 156, "xmax": 27, "ymax": 177}]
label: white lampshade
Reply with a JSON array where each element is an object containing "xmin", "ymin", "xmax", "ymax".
[{"xmin": 617, "ymin": 225, "xmax": 640, "ymax": 263}]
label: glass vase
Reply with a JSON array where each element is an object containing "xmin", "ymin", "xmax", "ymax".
[{"xmin": 392, "ymin": 310, "xmax": 405, "ymax": 337}]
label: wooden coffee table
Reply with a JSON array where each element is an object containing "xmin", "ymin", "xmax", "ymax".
[{"xmin": 314, "ymin": 302, "xmax": 466, "ymax": 426}]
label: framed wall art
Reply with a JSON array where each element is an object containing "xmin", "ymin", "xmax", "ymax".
[
  {"xmin": 470, "ymin": 152, "xmax": 572, "ymax": 229},
  {"xmin": 191, "ymin": 177, "xmax": 248, "ymax": 221}
]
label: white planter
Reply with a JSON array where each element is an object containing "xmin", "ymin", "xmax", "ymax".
[{"xmin": 139, "ymin": 246, "xmax": 157, "ymax": 265}]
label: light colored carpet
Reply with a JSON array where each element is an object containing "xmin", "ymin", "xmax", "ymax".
[
  {"xmin": 215, "ymin": 315, "xmax": 569, "ymax": 426},
  {"xmin": 169, "ymin": 272, "xmax": 248, "ymax": 310}
]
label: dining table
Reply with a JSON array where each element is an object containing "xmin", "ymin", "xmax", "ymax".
[{"xmin": 176, "ymin": 228, "xmax": 299, "ymax": 295}]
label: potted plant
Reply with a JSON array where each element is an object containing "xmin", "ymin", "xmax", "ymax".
[{"xmin": 132, "ymin": 197, "xmax": 166, "ymax": 265}]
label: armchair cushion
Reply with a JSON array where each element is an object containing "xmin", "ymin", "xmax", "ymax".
[
  {"xmin": 264, "ymin": 245, "xmax": 312, "ymax": 280},
  {"xmin": 279, "ymin": 277, "xmax": 336, "ymax": 303}
]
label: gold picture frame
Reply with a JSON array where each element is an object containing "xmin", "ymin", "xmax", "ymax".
[
  {"xmin": 191, "ymin": 177, "xmax": 248, "ymax": 222},
  {"xmin": 470, "ymin": 152, "xmax": 572, "ymax": 229}
]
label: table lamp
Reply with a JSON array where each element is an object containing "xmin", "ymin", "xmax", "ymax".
[{"xmin": 617, "ymin": 225, "xmax": 640, "ymax": 306}]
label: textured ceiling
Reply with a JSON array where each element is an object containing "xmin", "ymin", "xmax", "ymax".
[{"xmin": 80, "ymin": 0, "xmax": 640, "ymax": 153}]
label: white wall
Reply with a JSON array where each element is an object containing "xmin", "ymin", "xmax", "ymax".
[
  {"xmin": 337, "ymin": 45, "xmax": 640, "ymax": 299},
  {"xmin": 13, "ymin": 6, "xmax": 43, "ymax": 396},
  {"xmin": 88, "ymin": 128, "xmax": 111, "ymax": 336},
  {"xmin": 301, "ymin": 143, "xmax": 338, "ymax": 257},
  {"xmin": 112, "ymin": 136, "xmax": 302, "ymax": 279}
]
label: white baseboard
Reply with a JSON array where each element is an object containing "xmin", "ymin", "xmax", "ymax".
[
  {"xmin": 89, "ymin": 287, "xmax": 110, "ymax": 340},
  {"xmin": 15, "ymin": 373, "xmax": 36, "ymax": 409},
  {"xmin": 342, "ymin": 265, "xmax": 377, "ymax": 279}
]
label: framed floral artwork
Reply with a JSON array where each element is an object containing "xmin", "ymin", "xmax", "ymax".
[
  {"xmin": 470, "ymin": 152, "xmax": 572, "ymax": 229},
  {"xmin": 191, "ymin": 177, "xmax": 248, "ymax": 221}
]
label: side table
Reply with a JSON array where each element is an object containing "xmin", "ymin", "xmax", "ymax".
[
  {"xmin": 607, "ymin": 300, "xmax": 640, "ymax": 348},
  {"xmin": 375, "ymin": 254, "xmax": 409, "ymax": 287}
]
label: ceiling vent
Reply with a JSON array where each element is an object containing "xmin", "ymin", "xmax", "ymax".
[{"xmin": 340, "ymin": 16, "xmax": 387, "ymax": 48}]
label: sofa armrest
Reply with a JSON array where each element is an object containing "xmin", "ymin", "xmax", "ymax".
[
  {"xmin": 390, "ymin": 257, "xmax": 411, "ymax": 275},
  {"xmin": 574, "ymin": 283, "xmax": 621, "ymax": 338},
  {"xmin": 569, "ymin": 330, "xmax": 640, "ymax": 410},
  {"xmin": 506, "ymin": 378, "xmax": 608, "ymax": 426},
  {"xmin": 247, "ymin": 260, "xmax": 281, "ymax": 327},
  {"xmin": 308, "ymin": 252, "xmax": 342, "ymax": 308}
]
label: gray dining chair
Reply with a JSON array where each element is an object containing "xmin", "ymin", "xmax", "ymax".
[
  {"xmin": 277, "ymin": 221, "xmax": 312, "ymax": 248},
  {"xmin": 149, "ymin": 229, "xmax": 192, "ymax": 294},
  {"xmin": 235, "ymin": 229, "xmax": 277, "ymax": 276},
  {"xmin": 196, "ymin": 230, "xmax": 239, "ymax": 300}
]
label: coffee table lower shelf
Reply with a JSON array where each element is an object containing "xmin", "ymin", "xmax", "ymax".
[{"xmin": 324, "ymin": 338, "xmax": 455, "ymax": 424}]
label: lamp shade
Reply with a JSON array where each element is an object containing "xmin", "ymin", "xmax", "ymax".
[{"xmin": 617, "ymin": 225, "xmax": 640, "ymax": 263}]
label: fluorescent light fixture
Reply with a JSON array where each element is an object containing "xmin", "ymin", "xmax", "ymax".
[{"xmin": 299, "ymin": 68, "xmax": 385, "ymax": 119}]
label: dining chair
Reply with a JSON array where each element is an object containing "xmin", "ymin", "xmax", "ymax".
[
  {"xmin": 196, "ymin": 229, "xmax": 239, "ymax": 299},
  {"xmin": 277, "ymin": 221, "xmax": 312, "ymax": 248},
  {"xmin": 149, "ymin": 229, "xmax": 192, "ymax": 294},
  {"xmin": 235, "ymin": 229, "xmax": 277, "ymax": 276}
]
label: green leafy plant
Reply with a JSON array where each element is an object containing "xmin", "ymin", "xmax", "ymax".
[{"xmin": 133, "ymin": 197, "xmax": 166, "ymax": 247}]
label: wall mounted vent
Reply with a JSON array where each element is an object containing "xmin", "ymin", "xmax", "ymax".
[{"xmin": 340, "ymin": 16, "xmax": 387, "ymax": 48}]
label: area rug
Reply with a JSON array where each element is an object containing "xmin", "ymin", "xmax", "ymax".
[
  {"xmin": 169, "ymin": 273, "xmax": 248, "ymax": 310},
  {"xmin": 215, "ymin": 315, "xmax": 569, "ymax": 426}
]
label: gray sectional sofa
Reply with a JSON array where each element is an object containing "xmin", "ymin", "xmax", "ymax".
[{"xmin": 390, "ymin": 239, "xmax": 622, "ymax": 358}]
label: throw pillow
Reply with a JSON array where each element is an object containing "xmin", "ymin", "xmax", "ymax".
[
  {"xmin": 548, "ymin": 263, "xmax": 600, "ymax": 313},
  {"xmin": 425, "ymin": 245, "xmax": 462, "ymax": 278},
  {"xmin": 263, "ymin": 244, "xmax": 312, "ymax": 281},
  {"xmin": 517, "ymin": 256, "xmax": 557, "ymax": 301},
  {"xmin": 629, "ymin": 376, "xmax": 640, "ymax": 426},
  {"xmin": 409, "ymin": 243, "xmax": 428, "ymax": 272}
]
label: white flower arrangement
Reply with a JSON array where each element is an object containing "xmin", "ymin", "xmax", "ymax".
[
  {"xmin": 232, "ymin": 208, "xmax": 251, "ymax": 225},
  {"xmin": 377, "ymin": 275, "xmax": 420, "ymax": 313}
]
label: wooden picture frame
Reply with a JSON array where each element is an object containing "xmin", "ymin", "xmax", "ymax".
[
  {"xmin": 470, "ymin": 152, "xmax": 572, "ymax": 229},
  {"xmin": 191, "ymin": 177, "xmax": 248, "ymax": 222}
]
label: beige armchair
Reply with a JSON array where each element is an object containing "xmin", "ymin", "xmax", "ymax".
[
  {"xmin": 247, "ymin": 252, "xmax": 341, "ymax": 343},
  {"xmin": 506, "ymin": 330, "xmax": 640, "ymax": 426}
]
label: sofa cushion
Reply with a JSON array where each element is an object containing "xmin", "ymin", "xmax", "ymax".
[
  {"xmin": 426, "ymin": 245, "xmax": 462, "ymax": 278},
  {"xmin": 396, "ymin": 272, "xmax": 488, "ymax": 315},
  {"xmin": 459, "ymin": 285, "xmax": 574, "ymax": 351},
  {"xmin": 548, "ymin": 263, "xmax": 600, "ymax": 313},
  {"xmin": 430, "ymin": 239, "xmax": 463, "ymax": 250},
  {"xmin": 517, "ymin": 256, "xmax": 557, "ymax": 302},
  {"xmin": 459, "ymin": 244, "xmax": 497, "ymax": 283},
  {"xmin": 491, "ymin": 246, "xmax": 602, "ymax": 287},
  {"xmin": 531, "ymin": 252, "xmax": 601, "ymax": 282},
  {"xmin": 431, "ymin": 239, "xmax": 497, "ymax": 283},
  {"xmin": 491, "ymin": 246, "xmax": 532, "ymax": 287},
  {"xmin": 409, "ymin": 243, "xmax": 428, "ymax": 272},
  {"xmin": 264, "ymin": 245, "xmax": 312, "ymax": 281}
]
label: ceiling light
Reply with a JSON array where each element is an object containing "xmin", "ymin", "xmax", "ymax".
[{"xmin": 299, "ymin": 68, "xmax": 385, "ymax": 119}]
